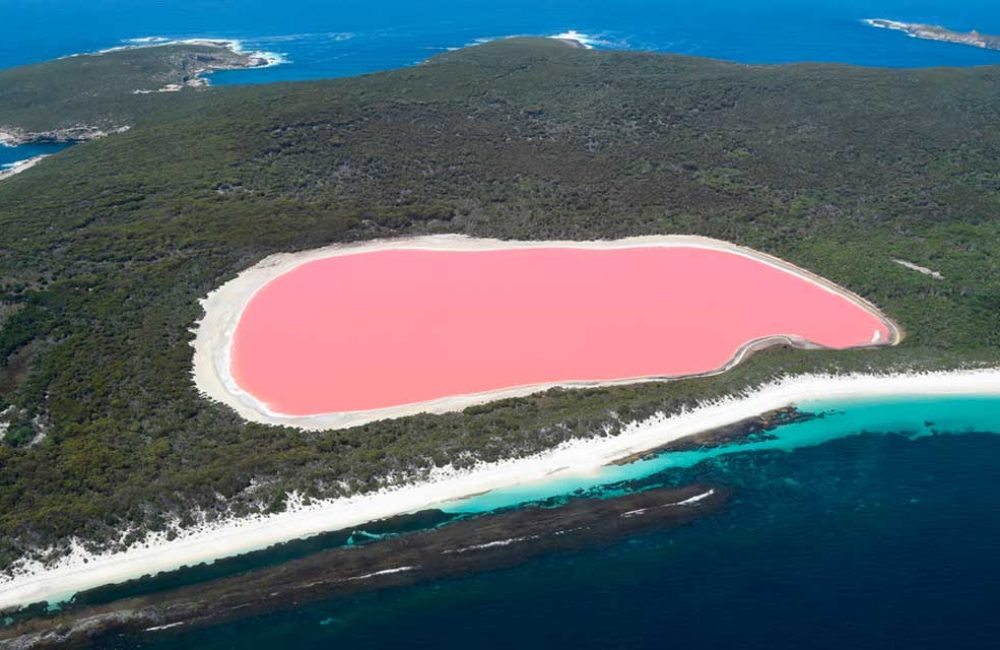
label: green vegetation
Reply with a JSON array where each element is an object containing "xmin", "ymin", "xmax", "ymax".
[
  {"xmin": 0, "ymin": 42, "xmax": 255, "ymax": 140},
  {"xmin": 0, "ymin": 38, "xmax": 998, "ymax": 566}
]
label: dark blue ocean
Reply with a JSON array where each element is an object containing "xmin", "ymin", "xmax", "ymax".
[
  {"xmin": 3, "ymin": 0, "xmax": 1000, "ymax": 74},
  {"xmin": 3, "ymin": 2, "xmax": 1000, "ymax": 647}
]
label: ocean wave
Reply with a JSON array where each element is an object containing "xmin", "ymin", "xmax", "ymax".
[
  {"xmin": 62, "ymin": 36, "xmax": 287, "ymax": 69},
  {"xmin": 549, "ymin": 30, "xmax": 602, "ymax": 49},
  {"xmin": 465, "ymin": 29, "xmax": 629, "ymax": 51},
  {"xmin": 620, "ymin": 489, "xmax": 716, "ymax": 518},
  {"xmin": 341, "ymin": 566, "xmax": 416, "ymax": 582},
  {"xmin": 0, "ymin": 155, "xmax": 47, "ymax": 181},
  {"xmin": 123, "ymin": 36, "xmax": 172, "ymax": 45},
  {"xmin": 249, "ymin": 32, "xmax": 355, "ymax": 44},
  {"xmin": 443, "ymin": 535, "xmax": 541, "ymax": 554}
]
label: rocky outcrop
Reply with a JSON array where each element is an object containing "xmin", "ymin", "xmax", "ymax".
[{"xmin": 865, "ymin": 18, "xmax": 1000, "ymax": 51}]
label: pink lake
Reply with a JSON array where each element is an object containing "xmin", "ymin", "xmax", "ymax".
[{"xmin": 231, "ymin": 246, "xmax": 891, "ymax": 416}]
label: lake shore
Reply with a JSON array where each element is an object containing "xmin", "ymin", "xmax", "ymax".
[
  {"xmin": 192, "ymin": 234, "xmax": 901, "ymax": 430},
  {"xmin": 0, "ymin": 368, "xmax": 997, "ymax": 611}
]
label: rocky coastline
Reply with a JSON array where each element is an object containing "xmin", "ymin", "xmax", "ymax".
[
  {"xmin": 0, "ymin": 126, "xmax": 130, "ymax": 148},
  {"xmin": 865, "ymin": 18, "xmax": 1000, "ymax": 51},
  {"xmin": 0, "ymin": 39, "xmax": 279, "ymax": 147}
]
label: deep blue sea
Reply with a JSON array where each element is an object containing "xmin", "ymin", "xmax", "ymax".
[
  {"xmin": 2, "ymin": 0, "xmax": 1000, "ymax": 75},
  {"xmin": 3, "ymin": 2, "xmax": 1000, "ymax": 647}
]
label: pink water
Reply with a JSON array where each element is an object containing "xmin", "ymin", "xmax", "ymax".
[{"xmin": 231, "ymin": 246, "xmax": 890, "ymax": 415}]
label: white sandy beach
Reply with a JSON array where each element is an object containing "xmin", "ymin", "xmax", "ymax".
[
  {"xmin": 0, "ymin": 368, "xmax": 997, "ymax": 610},
  {"xmin": 0, "ymin": 155, "xmax": 46, "ymax": 182},
  {"xmin": 191, "ymin": 234, "xmax": 901, "ymax": 430}
]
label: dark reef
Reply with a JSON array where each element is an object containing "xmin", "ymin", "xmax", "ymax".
[{"xmin": 0, "ymin": 484, "xmax": 727, "ymax": 648}]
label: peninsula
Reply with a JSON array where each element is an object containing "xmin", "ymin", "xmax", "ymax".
[
  {"xmin": 0, "ymin": 40, "xmax": 279, "ymax": 146},
  {"xmin": 865, "ymin": 18, "xmax": 1000, "ymax": 51}
]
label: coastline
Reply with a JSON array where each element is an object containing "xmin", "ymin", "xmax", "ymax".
[
  {"xmin": 191, "ymin": 234, "xmax": 901, "ymax": 431},
  {"xmin": 1, "ymin": 368, "xmax": 997, "ymax": 610},
  {"xmin": 864, "ymin": 18, "xmax": 1000, "ymax": 51},
  {"xmin": 0, "ymin": 155, "xmax": 46, "ymax": 182},
  {"xmin": 86, "ymin": 36, "xmax": 286, "ymax": 69},
  {"xmin": 0, "ymin": 126, "xmax": 130, "ymax": 147},
  {"xmin": 1, "ymin": 39, "xmax": 283, "ymax": 147},
  {"xmin": 465, "ymin": 32, "xmax": 611, "ymax": 52},
  {"xmin": 1, "ymin": 485, "xmax": 725, "ymax": 645},
  {"xmin": 548, "ymin": 31, "xmax": 597, "ymax": 49}
]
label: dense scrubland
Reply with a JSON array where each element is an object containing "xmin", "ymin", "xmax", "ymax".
[
  {"xmin": 0, "ymin": 38, "xmax": 998, "ymax": 566},
  {"xmin": 0, "ymin": 43, "xmax": 255, "ymax": 140}
]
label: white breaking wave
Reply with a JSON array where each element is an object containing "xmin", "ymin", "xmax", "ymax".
[
  {"xmin": 144, "ymin": 621, "xmax": 186, "ymax": 632},
  {"xmin": 0, "ymin": 155, "xmax": 48, "ymax": 182},
  {"xmin": 341, "ymin": 566, "xmax": 417, "ymax": 582},
  {"xmin": 63, "ymin": 36, "xmax": 287, "ymax": 69},
  {"xmin": 465, "ymin": 29, "xmax": 627, "ymax": 51},
  {"xmin": 549, "ymin": 30, "xmax": 600, "ymax": 49},
  {"xmin": 443, "ymin": 535, "xmax": 541, "ymax": 554},
  {"xmin": 123, "ymin": 36, "xmax": 172, "ymax": 45},
  {"xmin": 620, "ymin": 488, "xmax": 717, "ymax": 518},
  {"xmin": 675, "ymin": 488, "xmax": 717, "ymax": 506},
  {"xmin": 249, "ymin": 32, "xmax": 355, "ymax": 44}
]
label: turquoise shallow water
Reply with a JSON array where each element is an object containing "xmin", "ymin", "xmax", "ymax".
[
  {"xmin": 69, "ymin": 392, "xmax": 1000, "ymax": 649},
  {"xmin": 443, "ymin": 394, "xmax": 1000, "ymax": 513}
]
